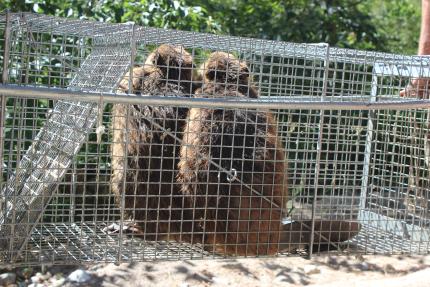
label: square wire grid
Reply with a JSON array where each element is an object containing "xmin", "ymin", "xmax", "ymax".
[{"xmin": 0, "ymin": 12, "xmax": 429, "ymax": 266}]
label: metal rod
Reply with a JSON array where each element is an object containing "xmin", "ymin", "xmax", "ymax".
[
  {"xmin": 1, "ymin": 10, "xmax": 11, "ymax": 84},
  {"xmin": 308, "ymin": 44, "xmax": 330, "ymax": 258},
  {"xmin": 0, "ymin": 10, "xmax": 10, "ymax": 184},
  {"xmin": 0, "ymin": 95, "xmax": 5, "ymax": 183},
  {"xmin": 117, "ymin": 23, "xmax": 136, "ymax": 266},
  {"xmin": 1, "ymin": 85, "xmax": 429, "ymax": 110},
  {"xmin": 0, "ymin": 10, "xmax": 10, "ymax": 260},
  {"xmin": 359, "ymin": 71, "xmax": 378, "ymax": 212}
]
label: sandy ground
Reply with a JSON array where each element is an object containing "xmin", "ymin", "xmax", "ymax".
[{"xmin": 57, "ymin": 254, "xmax": 430, "ymax": 287}]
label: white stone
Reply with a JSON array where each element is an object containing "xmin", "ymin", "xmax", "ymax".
[
  {"xmin": 0, "ymin": 272, "xmax": 16, "ymax": 285},
  {"xmin": 304, "ymin": 264, "xmax": 321, "ymax": 275},
  {"xmin": 31, "ymin": 274, "xmax": 43, "ymax": 283},
  {"xmin": 361, "ymin": 262, "xmax": 369, "ymax": 271},
  {"xmin": 67, "ymin": 269, "xmax": 92, "ymax": 283},
  {"xmin": 50, "ymin": 277, "xmax": 66, "ymax": 287},
  {"xmin": 41, "ymin": 272, "xmax": 52, "ymax": 281}
]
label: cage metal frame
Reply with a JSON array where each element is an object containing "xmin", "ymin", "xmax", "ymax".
[{"xmin": 0, "ymin": 12, "xmax": 429, "ymax": 266}]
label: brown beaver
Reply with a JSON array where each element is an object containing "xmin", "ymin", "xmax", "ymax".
[
  {"xmin": 110, "ymin": 48, "xmax": 361, "ymax": 254},
  {"xmin": 177, "ymin": 52, "xmax": 288, "ymax": 255},
  {"xmin": 110, "ymin": 44, "xmax": 199, "ymax": 242}
]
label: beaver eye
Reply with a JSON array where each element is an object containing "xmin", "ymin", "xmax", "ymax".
[
  {"xmin": 206, "ymin": 70, "xmax": 216, "ymax": 81},
  {"xmin": 241, "ymin": 66, "xmax": 249, "ymax": 76}
]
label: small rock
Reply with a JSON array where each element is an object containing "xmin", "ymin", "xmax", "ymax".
[
  {"xmin": 67, "ymin": 269, "xmax": 92, "ymax": 283},
  {"xmin": 54, "ymin": 273, "xmax": 65, "ymax": 280},
  {"xmin": 355, "ymin": 254, "xmax": 365, "ymax": 261},
  {"xmin": 384, "ymin": 264, "xmax": 396, "ymax": 274},
  {"xmin": 30, "ymin": 274, "xmax": 42, "ymax": 284},
  {"xmin": 41, "ymin": 272, "xmax": 52, "ymax": 281},
  {"xmin": 276, "ymin": 273, "xmax": 304, "ymax": 283},
  {"xmin": 49, "ymin": 277, "xmax": 66, "ymax": 287},
  {"xmin": 304, "ymin": 264, "xmax": 321, "ymax": 275},
  {"xmin": 360, "ymin": 262, "xmax": 369, "ymax": 271},
  {"xmin": 0, "ymin": 272, "xmax": 16, "ymax": 285}
]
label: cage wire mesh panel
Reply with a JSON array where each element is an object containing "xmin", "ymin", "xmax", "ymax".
[
  {"xmin": 0, "ymin": 13, "xmax": 133, "ymax": 262},
  {"xmin": 0, "ymin": 12, "xmax": 429, "ymax": 266}
]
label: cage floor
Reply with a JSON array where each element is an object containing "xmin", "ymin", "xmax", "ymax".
[
  {"xmin": 7, "ymin": 220, "xmax": 428, "ymax": 265},
  {"xmin": 19, "ymin": 223, "xmax": 213, "ymax": 264},
  {"xmin": 350, "ymin": 224, "xmax": 430, "ymax": 254}
]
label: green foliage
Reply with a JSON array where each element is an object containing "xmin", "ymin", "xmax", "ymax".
[
  {"xmin": 364, "ymin": 0, "xmax": 421, "ymax": 55},
  {"xmin": 1, "ymin": 0, "xmax": 221, "ymax": 33},
  {"xmin": 1, "ymin": 0, "xmax": 421, "ymax": 54},
  {"xmin": 186, "ymin": 0, "xmax": 422, "ymax": 54},
  {"xmin": 187, "ymin": 0, "xmax": 383, "ymax": 50}
]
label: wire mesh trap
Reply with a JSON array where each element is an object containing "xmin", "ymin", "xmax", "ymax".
[{"xmin": 0, "ymin": 12, "xmax": 429, "ymax": 267}]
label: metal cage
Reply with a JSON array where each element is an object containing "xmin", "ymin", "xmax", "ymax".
[{"xmin": 0, "ymin": 12, "xmax": 429, "ymax": 267}]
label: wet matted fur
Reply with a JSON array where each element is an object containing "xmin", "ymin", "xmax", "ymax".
[
  {"xmin": 177, "ymin": 52, "xmax": 288, "ymax": 255},
  {"xmin": 111, "ymin": 44, "xmax": 199, "ymax": 241}
]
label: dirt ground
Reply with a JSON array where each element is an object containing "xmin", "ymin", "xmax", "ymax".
[{"xmin": 63, "ymin": 254, "xmax": 430, "ymax": 287}]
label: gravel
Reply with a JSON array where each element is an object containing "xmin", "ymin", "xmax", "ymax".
[{"xmin": 2, "ymin": 254, "xmax": 430, "ymax": 286}]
